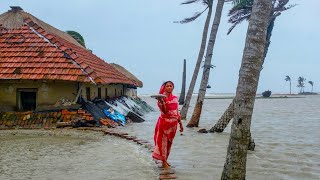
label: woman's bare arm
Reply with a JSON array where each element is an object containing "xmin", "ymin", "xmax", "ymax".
[{"xmin": 158, "ymin": 98, "xmax": 167, "ymax": 113}]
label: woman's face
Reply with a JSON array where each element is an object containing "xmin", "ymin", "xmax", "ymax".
[{"xmin": 164, "ymin": 82, "xmax": 174, "ymax": 94}]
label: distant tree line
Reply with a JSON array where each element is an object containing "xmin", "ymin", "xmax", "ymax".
[{"xmin": 285, "ymin": 75, "xmax": 314, "ymax": 94}]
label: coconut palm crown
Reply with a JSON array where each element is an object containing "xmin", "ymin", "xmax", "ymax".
[
  {"xmin": 297, "ymin": 76, "xmax": 306, "ymax": 93},
  {"xmin": 308, "ymin": 81, "xmax": 314, "ymax": 92},
  {"xmin": 226, "ymin": 0, "xmax": 296, "ymax": 35}
]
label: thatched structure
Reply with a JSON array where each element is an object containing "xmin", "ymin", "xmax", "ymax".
[{"xmin": 110, "ymin": 63, "xmax": 143, "ymax": 88}]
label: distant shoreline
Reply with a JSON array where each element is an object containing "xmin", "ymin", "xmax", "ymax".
[
  {"xmin": 204, "ymin": 96, "xmax": 306, "ymax": 100},
  {"xmin": 139, "ymin": 93, "xmax": 319, "ymax": 96}
]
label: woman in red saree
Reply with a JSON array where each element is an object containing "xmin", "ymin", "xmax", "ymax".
[{"xmin": 152, "ymin": 81, "xmax": 183, "ymax": 170}]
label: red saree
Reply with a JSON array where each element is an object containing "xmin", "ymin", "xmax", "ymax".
[{"xmin": 152, "ymin": 83, "xmax": 180, "ymax": 161}]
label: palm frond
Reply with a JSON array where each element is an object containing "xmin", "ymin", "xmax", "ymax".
[
  {"xmin": 181, "ymin": 0, "xmax": 202, "ymax": 5},
  {"xmin": 227, "ymin": 0, "xmax": 296, "ymax": 35},
  {"xmin": 228, "ymin": 0, "xmax": 253, "ymax": 20},
  {"xmin": 232, "ymin": 0, "xmax": 253, "ymax": 8},
  {"xmin": 232, "ymin": 0, "xmax": 248, "ymax": 5},
  {"xmin": 227, "ymin": 13, "xmax": 250, "ymax": 34},
  {"xmin": 277, "ymin": 0, "xmax": 289, "ymax": 7},
  {"xmin": 174, "ymin": 7, "xmax": 208, "ymax": 24},
  {"xmin": 273, "ymin": 4, "xmax": 297, "ymax": 14},
  {"xmin": 181, "ymin": 0, "xmax": 212, "ymax": 6},
  {"xmin": 285, "ymin": 75, "xmax": 291, "ymax": 81},
  {"xmin": 228, "ymin": 7, "xmax": 251, "ymax": 22}
]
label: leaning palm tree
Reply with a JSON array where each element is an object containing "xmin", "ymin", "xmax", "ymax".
[
  {"xmin": 177, "ymin": 0, "xmax": 214, "ymax": 120},
  {"xmin": 186, "ymin": 0, "xmax": 225, "ymax": 127},
  {"xmin": 308, "ymin": 81, "xmax": 314, "ymax": 92},
  {"xmin": 66, "ymin": 30, "xmax": 86, "ymax": 48},
  {"xmin": 285, "ymin": 75, "xmax": 291, "ymax": 94},
  {"xmin": 297, "ymin": 76, "xmax": 306, "ymax": 93},
  {"xmin": 221, "ymin": 0, "xmax": 272, "ymax": 178},
  {"xmin": 210, "ymin": 0, "xmax": 295, "ymax": 133}
]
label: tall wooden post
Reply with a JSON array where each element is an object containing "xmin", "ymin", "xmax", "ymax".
[{"xmin": 179, "ymin": 59, "xmax": 186, "ymax": 105}]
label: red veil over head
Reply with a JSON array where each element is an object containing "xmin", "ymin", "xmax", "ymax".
[{"xmin": 159, "ymin": 81, "xmax": 174, "ymax": 95}]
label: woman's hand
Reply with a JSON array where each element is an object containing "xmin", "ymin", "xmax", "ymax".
[
  {"xmin": 158, "ymin": 98, "xmax": 167, "ymax": 113},
  {"xmin": 179, "ymin": 121, "xmax": 184, "ymax": 132},
  {"xmin": 157, "ymin": 97, "xmax": 165, "ymax": 104}
]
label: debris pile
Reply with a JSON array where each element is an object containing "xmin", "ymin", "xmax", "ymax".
[{"xmin": 0, "ymin": 96, "xmax": 154, "ymax": 130}]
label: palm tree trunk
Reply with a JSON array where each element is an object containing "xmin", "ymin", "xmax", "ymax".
[
  {"xmin": 186, "ymin": 0, "xmax": 225, "ymax": 127},
  {"xmin": 180, "ymin": 6, "xmax": 213, "ymax": 120},
  {"xmin": 290, "ymin": 81, "xmax": 291, "ymax": 94},
  {"xmin": 210, "ymin": 16, "xmax": 276, "ymax": 133},
  {"xmin": 179, "ymin": 59, "xmax": 187, "ymax": 105},
  {"xmin": 221, "ymin": 0, "xmax": 272, "ymax": 179},
  {"xmin": 209, "ymin": 99, "xmax": 235, "ymax": 132}
]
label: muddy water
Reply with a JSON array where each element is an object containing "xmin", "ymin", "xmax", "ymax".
[
  {"xmin": 1, "ymin": 95, "xmax": 319, "ymax": 180},
  {"xmin": 118, "ymin": 95, "xmax": 320, "ymax": 180},
  {"xmin": 0, "ymin": 130, "xmax": 157, "ymax": 180}
]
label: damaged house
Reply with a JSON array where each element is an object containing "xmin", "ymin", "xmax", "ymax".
[{"xmin": 0, "ymin": 6, "xmax": 142, "ymax": 112}]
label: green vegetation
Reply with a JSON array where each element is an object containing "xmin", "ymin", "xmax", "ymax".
[
  {"xmin": 66, "ymin": 30, "xmax": 86, "ymax": 48},
  {"xmin": 285, "ymin": 75, "xmax": 291, "ymax": 94}
]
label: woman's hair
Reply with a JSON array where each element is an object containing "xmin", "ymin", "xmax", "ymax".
[
  {"xmin": 159, "ymin": 81, "xmax": 175, "ymax": 94},
  {"xmin": 163, "ymin": 81, "xmax": 174, "ymax": 88}
]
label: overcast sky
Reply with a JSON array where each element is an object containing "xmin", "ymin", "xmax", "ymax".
[{"xmin": 1, "ymin": 0, "xmax": 319, "ymax": 95}]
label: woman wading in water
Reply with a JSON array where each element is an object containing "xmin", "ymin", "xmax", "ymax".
[{"xmin": 152, "ymin": 81, "xmax": 183, "ymax": 170}]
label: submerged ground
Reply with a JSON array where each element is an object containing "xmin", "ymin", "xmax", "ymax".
[{"xmin": 1, "ymin": 95, "xmax": 319, "ymax": 180}]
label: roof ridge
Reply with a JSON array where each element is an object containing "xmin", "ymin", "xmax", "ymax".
[
  {"xmin": 0, "ymin": 9, "xmax": 84, "ymax": 47},
  {"xmin": 23, "ymin": 18, "xmax": 136, "ymax": 86},
  {"xmin": 24, "ymin": 18, "xmax": 96, "ymax": 84}
]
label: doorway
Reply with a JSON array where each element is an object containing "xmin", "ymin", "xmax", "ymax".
[{"xmin": 17, "ymin": 89, "xmax": 37, "ymax": 111}]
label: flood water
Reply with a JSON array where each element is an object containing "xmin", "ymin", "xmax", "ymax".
[
  {"xmin": 1, "ymin": 95, "xmax": 319, "ymax": 180},
  {"xmin": 0, "ymin": 130, "xmax": 157, "ymax": 179}
]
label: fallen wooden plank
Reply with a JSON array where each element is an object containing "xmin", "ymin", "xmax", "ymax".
[
  {"xmin": 159, "ymin": 169, "xmax": 175, "ymax": 175},
  {"xmin": 159, "ymin": 174, "xmax": 177, "ymax": 179}
]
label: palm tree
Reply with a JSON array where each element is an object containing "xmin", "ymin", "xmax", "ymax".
[
  {"xmin": 186, "ymin": 0, "xmax": 225, "ymax": 127},
  {"xmin": 308, "ymin": 81, "xmax": 314, "ymax": 92},
  {"xmin": 221, "ymin": 0, "xmax": 272, "ymax": 178},
  {"xmin": 66, "ymin": 30, "xmax": 86, "ymax": 48},
  {"xmin": 209, "ymin": 0, "xmax": 295, "ymax": 133},
  {"xmin": 297, "ymin": 76, "xmax": 306, "ymax": 93},
  {"xmin": 285, "ymin": 75, "xmax": 291, "ymax": 94},
  {"xmin": 177, "ymin": 0, "xmax": 214, "ymax": 120}
]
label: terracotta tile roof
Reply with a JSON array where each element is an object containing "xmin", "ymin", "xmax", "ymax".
[
  {"xmin": 0, "ymin": 9, "xmax": 138, "ymax": 86},
  {"xmin": 110, "ymin": 63, "xmax": 143, "ymax": 88}
]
